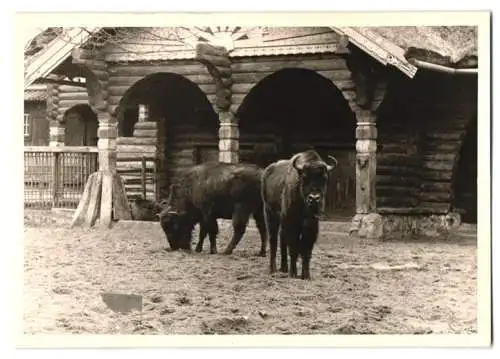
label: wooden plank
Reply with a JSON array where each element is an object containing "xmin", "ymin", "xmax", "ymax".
[
  {"xmin": 117, "ymin": 152, "xmax": 158, "ymax": 160},
  {"xmin": 99, "ymin": 171, "xmax": 114, "ymax": 228},
  {"xmin": 117, "ymin": 161, "xmax": 156, "ymax": 170},
  {"xmin": 58, "ymin": 92, "xmax": 89, "ymax": 100},
  {"xmin": 231, "ymin": 58, "xmax": 347, "ymax": 73},
  {"xmin": 113, "ymin": 174, "xmax": 132, "ymax": 220},
  {"xmin": 133, "ymin": 121, "xmax": 157, "ymax": 130},
  {"xmin": 108, "ymin": 64, "xmax": 208, "ymax": 77},
  {"xmin": 421, "ymin": 161, "xmax": 454, "ymax": 171},
  {"xmin": 59, "ymin": 99, "xmax": 90, "ymax": 108},
  {"xmin": 108, "ymin": 74, "xmax": 215, "ymax": 87},
  {"xmin": 70, "ymin": 172, "xmax": 97, "ymax": 227},
  {"xmin": 85, "ymin": 171, "xmax": 103, "ymax": 227},
  {"xmin": 24, "ymin": 146, "xmax": 98, "ymax": 153},
  {"xmin": 132, "ymin": 129, "xmax": 157, "ymax": 138},
  {"xmin": 116, "ymin": 145, "xmax": 157, "ymax": 153},
  {"xmin": 117, "ymin": 137, "xmax": 157, "ymax": 146}
]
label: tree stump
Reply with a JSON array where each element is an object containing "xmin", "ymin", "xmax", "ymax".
[{"xmin": 71, "ymin": 170, "xmax": 132, "ymax": 228}]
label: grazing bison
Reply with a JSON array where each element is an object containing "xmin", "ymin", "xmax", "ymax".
[
  {"xmin": 261, "ymin": 150, "xmax": 337, "ymax": 280},
  {"xmin": 158, "ymin": 162, "xmax": 268, "ymax": 256}
]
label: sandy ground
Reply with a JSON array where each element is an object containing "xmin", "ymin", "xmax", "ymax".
[{"xmin": 23, "ymin": 210, "xmax": 477, "ymax": 335}]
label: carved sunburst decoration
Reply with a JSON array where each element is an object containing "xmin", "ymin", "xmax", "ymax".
[{"xmin": 177, "ymin": 26, "xmax": 265, "ymax": 51}]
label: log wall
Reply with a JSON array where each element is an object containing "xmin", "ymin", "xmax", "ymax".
[
  {"xmin": 107, "ymin": 60, "xmax": 219, "ymax": 200},
  {"xmin": 231, "ymin": 53, "xmax": 359, "ymax": 216},
  {"xmin": 376, "ymin": 72, "xmax": 477, "ymax": 215}
]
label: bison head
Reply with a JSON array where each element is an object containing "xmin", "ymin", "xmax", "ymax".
[
  {"xmin": 292, "ymin": 154, "xmax": 338, "ymax": 217},
  {"xmin": 159, "ymin": 209, "xmax": 192, "ymax": 251},
  {"xmin": 157, "ymin": 185, "xmax": 193, "ymax": 251}
]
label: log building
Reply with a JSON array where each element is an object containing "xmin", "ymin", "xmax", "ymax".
[{"xmin": 23, "ymin": 26, "xmax": 478, "ymax": 235}]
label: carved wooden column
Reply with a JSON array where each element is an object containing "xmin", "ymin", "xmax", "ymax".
[
  {"xmin": 46, "ymin": 80, "xmax": 64, "ymax": 146},
  {"xmin": 195, "ymin": 43, "xmax": 238, "ymax": 163},
  {"xmin": 345, "ymin": 48, "xmax": 387, "ymax": 238},
  {"xmin": 70, "ymin": 49, "xmax": 131, "ymax": 228}
]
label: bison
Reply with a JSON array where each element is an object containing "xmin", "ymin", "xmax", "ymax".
[
  {"xmin": 261, "ymin": 150, "xmax": 337, "ymax": 280},
  {"xmin": 158, "ymin": 162, "xmax": 268, "ymax": 256}
]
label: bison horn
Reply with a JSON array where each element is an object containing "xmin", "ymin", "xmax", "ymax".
[
  {"xmin": 165, "ymin": 184, "xmax": 176, "ymax": 205},
  {"xmin": 291, "ymin": 154, "xmax": 304, "ymax": 171},
  {"xmin": 326, "ymin": 155, "xmax": 338, "ymax": 171}
]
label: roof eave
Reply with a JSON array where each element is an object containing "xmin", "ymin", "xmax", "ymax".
[{"xmin": 330, "ymin": 26, "xmax": 418, "ymax": 78}]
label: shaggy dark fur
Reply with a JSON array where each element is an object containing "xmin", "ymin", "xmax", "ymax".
[
  {"xmin": 158, "ymin": 162, "xmax": 268, "ymax": 256},
  {"xmin": 261, "ymin": 150, "xmax": 337, "ymax": 280}
]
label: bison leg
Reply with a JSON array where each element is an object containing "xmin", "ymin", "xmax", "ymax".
[
  {"xmin": 223, "ymin": 206, "xmax": 251, "ymax": 255},
  {"xmin": 301, "ymin": 221, "xmax": 318, "ymax": 280},
  {"xmin": 206, "ymin": 219, "xmax": 219, "ymax": 254},
  {"xmin": 195, "ymin": 223, "xmax": 208, "ymax": 253},
  {"xmin": 281, "ymin": 221, "xmax": 300, "ymax": 278},
  {"xmin": 265, "ymin": 208, "xmax": 280, "ymax": 273},
  {"xmin": 253, "ymin": 209, "xmax": 268, "ymax": 257}
]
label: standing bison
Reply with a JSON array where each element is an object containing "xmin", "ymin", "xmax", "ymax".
[
  {"xmin": 262, "ymin": 150, "xmax": 337, "ymax": 280},
  {"xmin": 158, "ymin": 162, "xmax": 268, "ymax": 256}
]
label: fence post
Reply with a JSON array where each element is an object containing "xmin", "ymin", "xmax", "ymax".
[
  {"xmin": 51, "ymin": 152, "xmax": 60, "ymax": 208},
  {"xmin": 141, "ymin": 156, "xmax": 146, "ymax": 200}
]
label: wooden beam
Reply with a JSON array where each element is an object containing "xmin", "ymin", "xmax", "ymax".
[{"xmin": 33, "ymin": 78, "xmax": 87, "ymax": 88}]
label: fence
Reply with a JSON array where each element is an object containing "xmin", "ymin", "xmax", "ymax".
[
  {"xmin": 117, "ymin": 156, "xmax": 160, "ymax": 202},
  {"xmin": 24, "ymin": 146, "xmax": 99, "ymax": 209}
]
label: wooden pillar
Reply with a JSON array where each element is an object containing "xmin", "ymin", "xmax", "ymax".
[
  {"xmin": 71, "ymin": 49, "xmax": 132, "ymax": 228},
  {"xmin": 138, "ymin": 104, "xmax": 149, "ymax": 123},
  {"xmin": 195, "ymin": 43, "xmax": 237, "ymax": 163},
  {"xmin": 345, "ymin": 47, "xmax": 387, "ymax": 237},
  {"xmin": 219, "ymin": 111, "xmax": 239, "ymax": 163},
  {"xmin": 350, "ymin": 110, "xmax": 378, "ymax": 232},
  {"xmin": 49, "ymin": 121, "xmax": 65, "ymax": 147}
]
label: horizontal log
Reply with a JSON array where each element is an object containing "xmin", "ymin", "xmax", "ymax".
[
  {"xmin": 422, "ymin": 161, "xmax": 454, "ymax": 171},
  {"xmin": 423, "ymin": 153, "xmax": 457, "ymax": 162},
  {"xmin": 376, "ymin": 175, "xmax": 420, "ymax": 187},
  {"xmin": 117, "ymin": 145, "xmax": 157, "ymax": 154},
  {"xmin": 133, "ymin": 121, "xmax": 157, "ymax": 131},
  {"xmin": 231, "ymin": 69, "xmax": 352, "ymax": 85},
  {"xmin": 420, "ymin": 170, "xmax": 453, "ymax": 181},
  {"xmin": 377, "ymin": 186, "xmax": 419, "ymax": 197},
  {"xmin": 420, "ymin": 181, "xmax": 452, "ymax": 192},
  {"xmin": 117, "ymin": 136, "xmax": 157, "ymax": 146},
  {"xmin": 123, "ymin": 183, "xmax": 156, "ymax": 192},
  {"xmin": 425, "ymin": 143, "xmax": 460, "ymax": 152},
  {"xmin": 132, "ymin": 129, "xmax": 157, "ymax": 138},
  {"xmin": 379, "ymin": 144, "xmax": 418, "ymax": 154},
  {"xmin": 416, "ymin": 202, "xmax": 450, "ymax": 213},
  {"xmin": 377, "ymin": 196, "xmax": 419, "ymax": 207},
  {"xmin": 419, "ymin": 192, "xmax": 451, "ymax": 203},
  {"xmin": 58, "ymin": 85, "xmax": 88, "ymax": 92},
  {"xmin": 377, "ymin": 154, "xmax": 420, "ymax": 167},
  {"xmin": 108, "ymin": 74, "xmax": 216, "ymax": 87},
  {"xmin": 377, "ymin": 206, "xmax": 448, "ymax": 215},
  {"xmin": 59, "ymin": 99, "xmax": 91, "ymax": 108},
  {"xmin": 231, "ymin": 58, "xmax": 347, "ymax": 73},
  {"xmin": 108, "ymin": 64, "xmax": 209, "ymax": 78},
  {"xmin": 58, "ymin": 92, "xmax": 89, "ymax": 101},
  {"xmin": 424, "ymin": 132, "xmax": 464, "ymax": 141},
  {"xmin": 377, "ymin": 165, "xmax": 420, "ymax": 177},
  {"xmin": 117, "ymin": 161, "xmax": 156, "ymax": 170}
]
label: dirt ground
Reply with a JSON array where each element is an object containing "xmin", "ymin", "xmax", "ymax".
[{"xmin": 23, "ymin": 210, "xmax": 477, "ymax": 335}]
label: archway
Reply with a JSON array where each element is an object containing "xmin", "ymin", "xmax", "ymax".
[
  {"xmin": 236, "ymin": 68, "xmax": 356, "ymax": 219},
  {"xmin": 63, "ymin": 104, "xmax": 98, "ymax": 146},
  {"xmin": 116, "ymin": 72, "xmax": 219, "ymax": 199},
  {"xmin": 452, "ymin": 115, "xmax": 477, "ymax": 223}
]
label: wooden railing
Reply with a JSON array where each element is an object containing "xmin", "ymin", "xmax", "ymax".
[{"xmin": 24, "ymin": 146, "xmax": 99, "ymax": 209}]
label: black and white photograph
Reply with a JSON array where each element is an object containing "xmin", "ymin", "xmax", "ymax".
[{"xmin": 14, "ymin": 10, "xmax": 491, "ymax": 348}]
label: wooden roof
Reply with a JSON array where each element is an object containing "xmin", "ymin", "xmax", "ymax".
[{"xmin": 24, "ymin": 26, "xmax": 478, "ymax": 87}]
